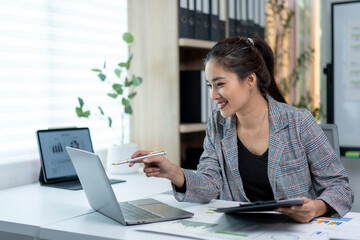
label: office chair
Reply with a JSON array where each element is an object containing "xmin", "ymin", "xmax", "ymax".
[{"xmin": 320, "ymin": 124, "xmax": 341, "ymax": 158}]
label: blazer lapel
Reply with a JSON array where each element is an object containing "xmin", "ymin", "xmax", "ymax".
[
  {"xmin": 220, "ymin": 115, "xmax": 248, "ymax": 201},
  {"xmin": 267, "ymin": 95, "xmax": 287, "ymax": 199}
]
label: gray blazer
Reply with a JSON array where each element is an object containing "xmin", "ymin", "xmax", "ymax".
[{"xmin": 173, "ymin": 95, "xmax": 354, "ymax": 217}]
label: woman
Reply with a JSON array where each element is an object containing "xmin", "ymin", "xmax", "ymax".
[{"xmin": 130, "ymin": 36, "xmax": 353, "ymax": 223}]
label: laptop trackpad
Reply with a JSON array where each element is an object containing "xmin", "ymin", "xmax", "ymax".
[{"xmin": 139, "ymin": 203, "xmax": 184, "ymax": 217}]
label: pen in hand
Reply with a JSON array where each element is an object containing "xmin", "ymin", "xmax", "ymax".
[{"xmin": 112, "ymin": 151, "xmax": 167, "ymax": 165}]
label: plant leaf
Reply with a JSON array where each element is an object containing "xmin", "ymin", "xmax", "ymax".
[
  {"xmin": 128, "ymin": 92, "xmax": 137, "ymax": 99},
  {"xmin": 125, "ymin": 105, "xmax": 133, "ymax": 114},
  {"xmin": 91, "ymin": 69, "xmax": 102, "ymax": 72},
  {"xmin": 126, "ymin": 54, "xmax": 133, "ymax": 69},
  {"xmin": 103, "ymin": 60, "xmax": 106, "ymax": 69},
  {"xmin": 98, "ymin": 106, "xmax": 104, "ymax": 115},
  {"xmin": 108, "ymin": 117, "xmax": 112, "ymax": 127},
  {"xmin": 78, "ymin": 97, "xmax": 84, "ymax": 108},
  {"xmin": 125, "ymin": 77, "xmax": 132, "ymax": 87},
  {"xmin": 114, "ymin": 68, "xmax": 121, "ymax": 78},
  {"xmin": 112, "ymin": 83, "xmax": 123, "ymax": 94},
  {"xmin": 75, "ymin": 107, "xmax": 83, "ymax": 117},
  {"xmin": 132, "ymin": 75, "xmax": 142, "ymax": 86},
  {"xmin": 122, "ymin": 32, "xmax": 134, "ymax": 44},
  {"xmin": 98, "ymin": 73, "xmax": 106, "ymax": 81},
  {"xmin": 122, "ymin": 98, "xmax": 130, "ymax": 107},
  {"xmin": 107, "ymin": 93, "xmax": 118, "ymax": 98},
  {"xmin": 118, "ymin": 62, "xmax": 129, "ymax": 69}
]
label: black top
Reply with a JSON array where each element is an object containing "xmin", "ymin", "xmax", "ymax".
[{"xmin": 237, "ymin": 137, "xmax": 274, "ymax": 202}]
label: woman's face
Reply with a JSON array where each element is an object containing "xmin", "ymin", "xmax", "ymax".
[{"xmin": 205, "ymin": 60, "xmax": 252, "ymax": 118}]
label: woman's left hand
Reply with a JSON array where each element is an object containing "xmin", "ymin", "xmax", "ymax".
[{"xmin": 275, "ymin": 197, "xmax": 329, "ymax": 223}]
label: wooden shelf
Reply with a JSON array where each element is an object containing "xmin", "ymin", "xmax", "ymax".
[
  {"xmin": 180, "ymin": 123, "xmax": 207, "ymax": 133},
  {"xmin": 179, "ymin": 38, "xmax": 216, "ymax": 49}
]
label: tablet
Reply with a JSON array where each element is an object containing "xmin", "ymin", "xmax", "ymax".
[{"xmin": 214, "ymin": 198, "xmax": 304, "ymax": 213}]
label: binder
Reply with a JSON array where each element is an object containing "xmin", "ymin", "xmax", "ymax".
[
  {"xmin": 202, "ymin": 0, "xmax": 211, "ymax": 40},
  {"xmin": 179, "ymin": 0, "xmax": 195, "ymax": 38},
  {"xmin": 228, "ymin": 0, "xmax": 236, "ymax": 37},
  {"xmin": 238, "ymin": 0, "xmax": 248, "ymax": 37},
  {"xmin": 195, "ymin": 0, "xmax": 204, "ymax": 40},
  {"xmin": 259, "ymin": 0, "xmax": 265, "ymax": 39},
  {"xmin": 210, "ymin": 0, "xmax": 220, "ymax": 41},
  {"xmin": 218, "ymin": 0, "xmax": 226, "ymax": 40},
  {"xmin": 253, "ymin": 0, "xmax": 260, "ymax": 37},
  {"xmin": 180, "ymin": 70, "xmax": 208, "ymax": 123},
  {"xmin": 246, "ymin": 0, "xmax": 255, "ymax": 37}
]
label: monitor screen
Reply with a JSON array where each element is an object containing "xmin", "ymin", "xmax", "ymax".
[{"xmin": 37, "ymin": 128, "xmax": 93, "ymax": 181}]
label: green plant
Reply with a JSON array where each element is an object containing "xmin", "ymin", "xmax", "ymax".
[
  {"xmin": 75, "ymin": 32, "xmax": 142, "ymax": 144},
  {"xmin": 266, "ymin": 0, "xmax": 322, "ymax": 120}
]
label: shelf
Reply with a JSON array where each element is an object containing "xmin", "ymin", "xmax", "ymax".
[
  {"xmin": 180, "ymin": 123, "xmax": 207, "ymax": 133},
  {"xmin": 179, "ymin": 38, "xmax": 217, "ymax": 50}
]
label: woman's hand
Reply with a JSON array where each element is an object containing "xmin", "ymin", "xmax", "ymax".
[
  {"xmin": 276, "ymin": 197, "xmax": 329, "ymax": 223},
  {"xmin": 129, "ymin": 150, "xmax": 185, "ymax": 188}
]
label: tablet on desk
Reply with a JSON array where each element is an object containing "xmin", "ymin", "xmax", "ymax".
[
  {"xmin": 214, "ymin": 198, "xmax": 304, "ymax": 213},
  {"xmin": 36, "ymin": 127, "xmax": 125, "ymax": 190}
]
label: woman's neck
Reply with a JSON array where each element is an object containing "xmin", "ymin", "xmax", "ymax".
[{"xmin": 236, "ymin": 93, "xmax": 268, "ymax": 131}]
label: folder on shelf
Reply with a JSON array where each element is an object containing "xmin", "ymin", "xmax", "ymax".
[
  {"xmin": 202, "ymin": 0, "xmax": 211, "ymax": 40},
  {"xmin": 246, "ymin": 0, "xmax": 255, "ymax": 37},
  {"xmin": 228, "ymin": 0, "xmax": 236, "ymax": 37},
  {"xmin": 253, "ymin": 0, "xmax": 260, "ymax": 37},
  {"xmin": 237, "ymin": 0, "xmax": 248, "ymax": 37},
  {"xmin": 218, "ymin": 0, "xmax": 226, "ymax": 40},
  {"xmin": 180, "ymin": 70, "xmax": 208, "ymax": 123},
  {"xmin": 179, "ymin": 0, "xmax": 196, "ymax": 39},
  {"xmin": 259, "ymin": 0, "xmax": 265, "ymax": 39},
  {"xmin": 210, "ymin": 0, "xmax": 220, "ymax": 41},
  {"xmin": 195, "ymin": 0, "xmax": 204, "ymax": 40}
]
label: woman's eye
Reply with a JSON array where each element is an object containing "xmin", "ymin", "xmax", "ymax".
[
  {"xmin": 217, "ymin": 82, "xmax": 224, "ymax": 87},
  {"xmin": 206, "ymin": 84, "xmax": 212, "ymax": 88}
]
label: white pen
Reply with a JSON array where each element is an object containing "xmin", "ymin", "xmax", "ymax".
[{"xmin": 112, "ymin": 150, "xmax": 167, "ymax": 165}]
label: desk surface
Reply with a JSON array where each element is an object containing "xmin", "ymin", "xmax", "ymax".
[
  {"xmin": 1, "ymin": 171, "xmax": 360, "ymax": 240},
  {"xmin": 39, "ymin": 193, "xmax": 360, "ymax": 240},
  {"xmin": 0, "ymin": 171, "xmax": 172, "ymax": 237}
]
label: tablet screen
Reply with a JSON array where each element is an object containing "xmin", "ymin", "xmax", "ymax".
[{"xmin": 37, "ymin": 128, "xmax": 93, "ymax": 182}]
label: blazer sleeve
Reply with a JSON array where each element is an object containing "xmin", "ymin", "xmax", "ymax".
[
  {"xmin": 300, "ymin": 110, "xmax": 354, "ymax": 217},
  {"xmin": 173, "ymin": 112, "xmax": 223, "ymax": 203}
]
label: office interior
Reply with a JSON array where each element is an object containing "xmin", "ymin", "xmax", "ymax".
[{"xmin": 1, "ymin": 0, "xmax": 360, "ymax": 239}]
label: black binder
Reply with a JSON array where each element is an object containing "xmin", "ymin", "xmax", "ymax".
[
  {"xmin": 228, "ymin": 0, "xmax": 236, "ymax": 37},
  {"xmin": 179, "ymin": 0, "xmax": 196, "ymax": 39},
  {"xmin": 202, "ymin": 0, "xmax": 211, "ymax": 40},
  {"xmin": 218, "ymin": 0, "xmax": 226, "ymax": 40},
  {"xmin": 195, "ymin": 0, "xmax": 205, "ymax": 40},
  {"xmin": 180, "ymin": 70, "xmax": 207, "ymax": 123},
  {"xmin": 210, "ymin": 0, "xmax": 220, "ymax": 41}
]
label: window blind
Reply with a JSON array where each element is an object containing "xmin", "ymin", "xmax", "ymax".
[{"xmin": 0, "ymin": 0, "xmax": 129, "ymax": 163}]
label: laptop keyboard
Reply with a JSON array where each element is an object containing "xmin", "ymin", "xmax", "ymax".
[{"xmin": 119, "ymin": 202, "xmax": 162, "ymax": 222}]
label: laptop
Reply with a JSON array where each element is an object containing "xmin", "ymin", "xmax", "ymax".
[
  {"xmin": 66, "ymin": 146, "xmax": 194, "ymax": 225},
  {"xmin": 36, "ymin": 127, "xmax": 125, "ymax": 190}
]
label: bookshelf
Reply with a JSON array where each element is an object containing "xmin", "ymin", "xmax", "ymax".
[
  {"xmin": 128, "ymin": 0, "xmax": 265, "ymax": 167},
  {"xmin": 128, "ymin": 0, "xmax": 213, "ymax": 166}
]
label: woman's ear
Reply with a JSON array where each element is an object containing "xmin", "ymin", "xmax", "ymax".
[{"xmin": 246, "ymin": 72, "xmax": 257, "ymax": 89}]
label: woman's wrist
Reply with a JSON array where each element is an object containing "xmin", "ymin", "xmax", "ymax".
[
  {"xmin": 169, "ymin": 164, "xmax": 185, "ymax": 188},
  {"xmin": 314, "ymin": 199, "xmax": 329, "ymax": 217}
]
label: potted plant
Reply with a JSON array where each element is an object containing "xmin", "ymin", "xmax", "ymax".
[{"xmin": 75, "ymin": 32, "xmax": 143, "ymax": 174}]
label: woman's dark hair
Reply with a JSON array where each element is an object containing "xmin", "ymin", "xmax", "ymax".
[{"xmin": 205, "ymin": 36, "xmax": 286, "ymax": 103}]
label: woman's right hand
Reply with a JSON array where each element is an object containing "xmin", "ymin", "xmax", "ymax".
[{"xmin": 129, "ymin": 150, "xmax": 185, "ymax": 188}]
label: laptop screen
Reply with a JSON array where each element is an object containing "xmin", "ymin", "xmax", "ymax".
[{"xmin": 36, "ymin": 127, "xmax": 93, "ymax": 182}]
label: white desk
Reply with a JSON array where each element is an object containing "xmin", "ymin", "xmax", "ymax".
[
  {"xmin": 39, "ymin": 193, "xmax": 360, "ymax": 240},
  {"xmin": 2, "ymin": 172, "xmax": 360, "ymax": 240},
  {"xmin": 0, "ymin": 172, "xmax": 172, "ymax": 239}
]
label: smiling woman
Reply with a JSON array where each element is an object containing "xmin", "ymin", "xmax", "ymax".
[{"xmin": 0, "ymin": 0, "xmax": 128, "ymax": 165}]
